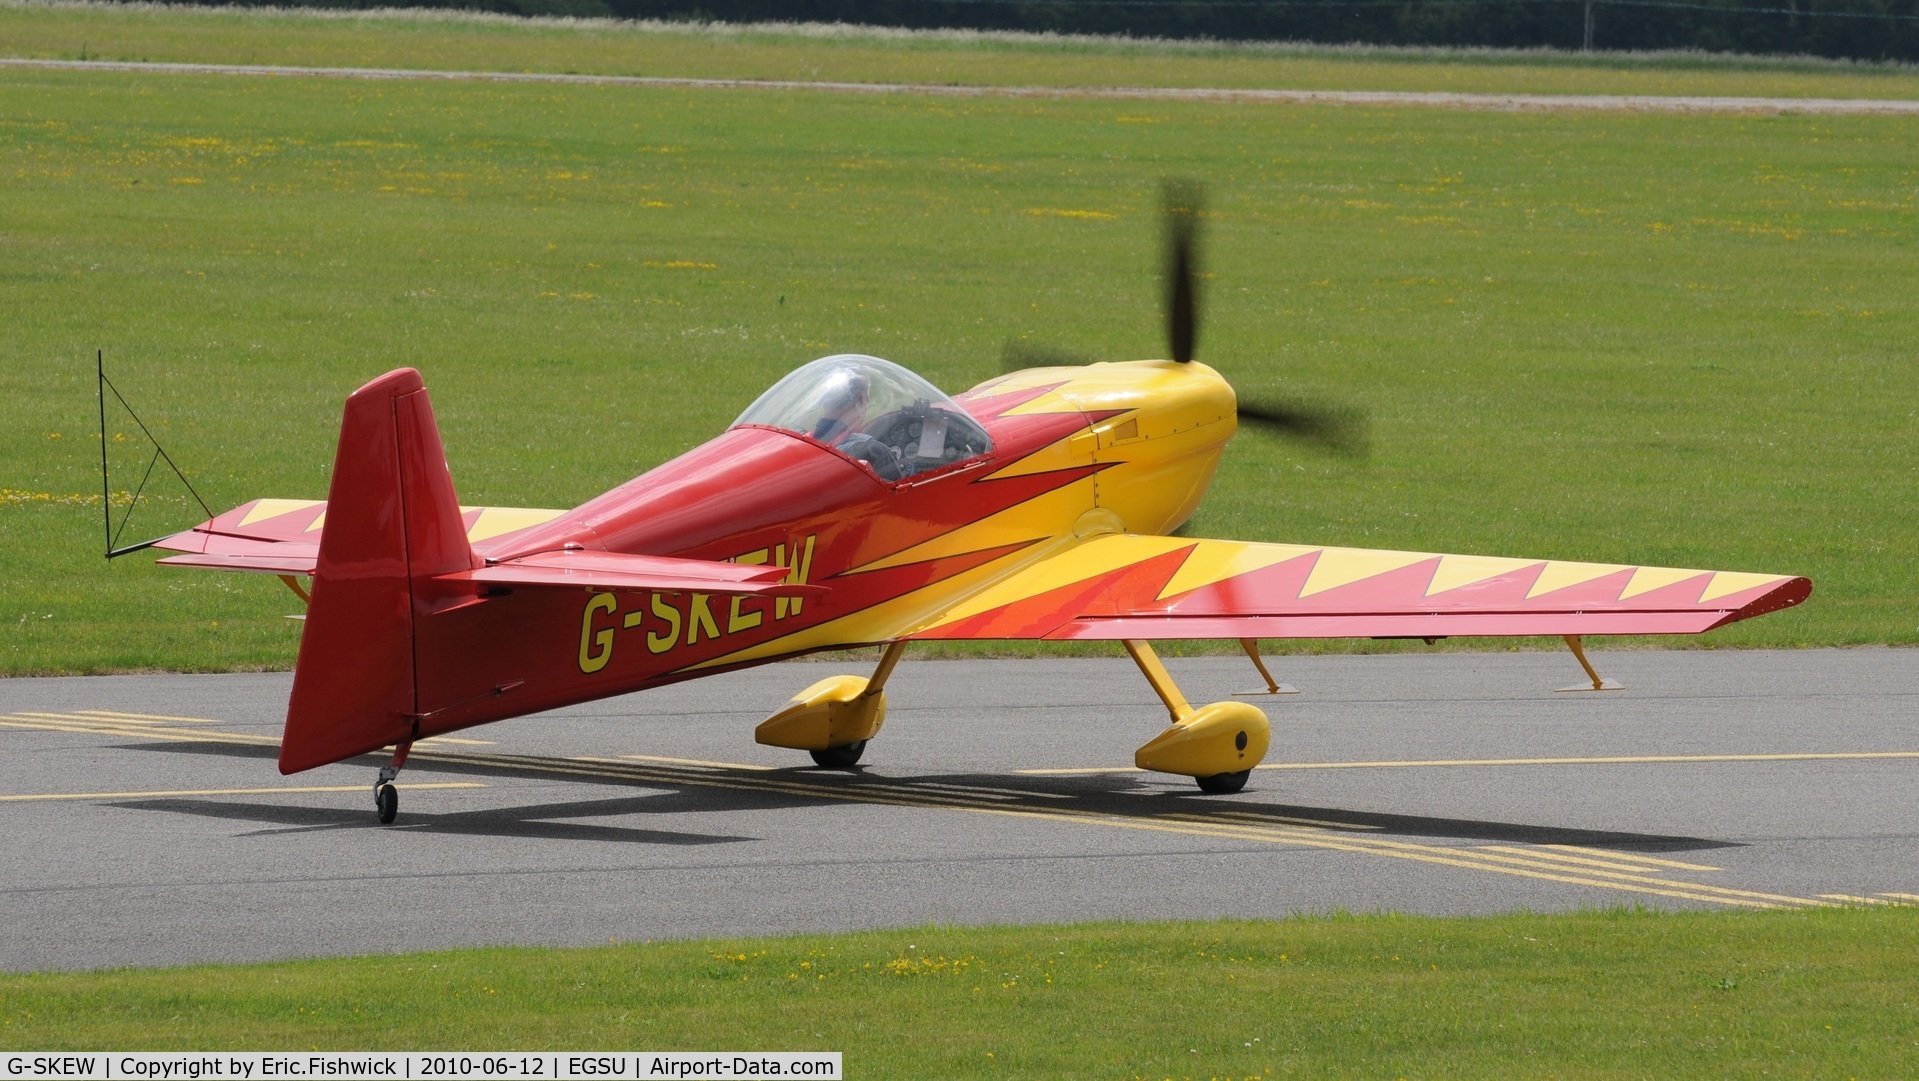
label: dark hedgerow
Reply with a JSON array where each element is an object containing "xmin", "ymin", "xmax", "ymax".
[{"xmin": 128, "ymin": 0, "xmax": 1919, "ymax": 64}]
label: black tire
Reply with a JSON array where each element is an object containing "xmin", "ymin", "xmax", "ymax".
[
  {"xmin": 809, "ymin": 741, "xmax": 867, "ymax": 769},
  {"xmin": 1195, "ymin": 770, "xmax": 1250, "ymax": 795},
  {"xmin": 376, "ymin": 783, "xmax": 398, "ymax": 824}
]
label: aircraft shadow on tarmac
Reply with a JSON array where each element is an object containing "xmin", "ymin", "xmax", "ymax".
[
  {"xmin": 122, "ymin": 739, "xmax": 1737, "ymax": 854},
  {"xmin": 109, "ymin": 794, "xmax": 762, "ymax": 845}
]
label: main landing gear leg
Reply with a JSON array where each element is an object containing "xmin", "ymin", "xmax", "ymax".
[
  {"xmin": 375, "ymin": 741, "xmax": 411, "ymax": 824},
  {"xmin": 1122, "ymin": 640, "xmax": 1271, "ymax": 794}
]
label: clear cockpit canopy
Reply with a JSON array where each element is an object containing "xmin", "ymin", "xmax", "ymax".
[{"xmin": 731, "ymin": 353, "xmax": 993, "ymax": 482}]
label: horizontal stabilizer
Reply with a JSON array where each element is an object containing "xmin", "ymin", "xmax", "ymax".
[
  {"xmin": 438, "ymin": 550, "xmax": 824, "ymax": 597},
  {"xmin": 158, "ymin": 546, "xmax": 319, "ymax": 576},
  {"xmin": 151, "ymin": 497, "xmax": 568, "ymax": 571}
]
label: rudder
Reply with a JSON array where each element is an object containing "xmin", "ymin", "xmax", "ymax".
[{"xmin": 279, "ymin": 368, "xmax": 477, "ymax": 773}]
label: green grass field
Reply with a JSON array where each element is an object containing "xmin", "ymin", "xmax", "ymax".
[
  {"xmin": 4, "ymin": 909, "xmax": 1916, "ymax": 1077},
  {"xmin": 4, "ymin": 5, "xmax": 1918, "ymax": 675}
]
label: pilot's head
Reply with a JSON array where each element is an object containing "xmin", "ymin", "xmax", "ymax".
[
  {"xmin": 821, "ymin": 370, "xmax": 870, "ymax": 416},
  {"xmin": 812, "ymin": 370, "xmax": 870, "ymax": 443}
]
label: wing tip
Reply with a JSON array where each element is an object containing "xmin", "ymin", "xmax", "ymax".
[{"xmin": 1733, "ymin": 575, "xmax": 1812, "ymax": 621}]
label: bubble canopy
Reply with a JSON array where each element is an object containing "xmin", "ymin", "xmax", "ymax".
[{"xmin": 731, "ymin": 354, "xmax": 993, "ymax": 482}]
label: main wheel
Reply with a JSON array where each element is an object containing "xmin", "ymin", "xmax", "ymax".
[
  {"xmin": 376, "ymin": 783, "xmax": 398, "ymax": 824},
  {"xmin": 1195, "ymin": 770, "xmax": 1250, "ymax": 795},
  {"xmin": 809, "ymin": 741, "xmax": 867, "ymax": 769}
]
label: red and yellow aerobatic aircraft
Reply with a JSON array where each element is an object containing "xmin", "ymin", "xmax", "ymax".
[{"xmin": 141, "ymin": 188, "xmax": 1809, "ymax": 823}]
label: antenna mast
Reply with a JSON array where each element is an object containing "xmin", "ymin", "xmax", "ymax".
[{"xmin": 96, "ymin": 351, "xmax": 215, "ymax": 559}]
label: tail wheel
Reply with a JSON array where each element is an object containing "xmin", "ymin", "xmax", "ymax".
[
  {"xmin": 376, "ymin": 783, "xmax": 399, "ymax": 824},
  {"xmin": 1195, "ymin": 770, "xmax": 1250, "ymax": 795},
  {"xmin": 809, "ymin": 741, "xmax": 867, "ymax": 769}
]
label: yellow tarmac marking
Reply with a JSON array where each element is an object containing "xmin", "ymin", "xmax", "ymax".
[
  {"xmin": 3, "ymin": 710, "xmax": 1845, "ymax": 911},
  {"xmin": 1537, "ymin": 844, "xmax": 1725, "ymax": 872},
  {"xmin": 1820, "ymin": 894, "xmax": 1898, "ymax": 905},
  {"xmin": 1212, "ymin": 810, "xmax": 1384, "ymax": 831},
  {"xmin": 19, "ymin": 711, "xmax": 168, "ymax": 725},
  {"xmin": 1156, "ymin": 813, "xmax": 1816, "ymax": 909},
  {"xmin": 0, "ymin": 783, "xmax": 485, "ymax": 802},
  {"xmin": 1133, "ymin": 812, "xmax": 1810, "ymax": 909},
  {"xmin": 1879, "ymin": 892, "xmax": 1919, "ymax": 902},
  {"xmin": 620, "ymin": 754, "xmax": 777, "ymax": 771},
  {"xmin": 915, "ymin": 782, "xmax": 1073, "ymax": 800},
  {"xmin": 73, "ymin": 710, "xmax": 223, "ymax": 724},
  {"xmin": 854, "ymin": 781, "xmax": 1020, "ymax": 801},
  {"xmin": 1017, "ymin": 750, "xmax": 1919, "ymax": 775},
  {"xmin": 0, "ymin": 714, "xmax": 278, "ymax": 746},
  {"xmin": 1481, "ymin": 845, "xmax": 1720, "ymax": 875},
  {"xmin": 415, "ymin": 736, "xmax": 496, "ymax": 746},
  {"xmin": 571, "ymin": 761, "xmax": 1803, "ymax": 908}
]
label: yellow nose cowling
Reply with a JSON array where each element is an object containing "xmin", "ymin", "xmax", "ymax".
[{"xmin": 1046, "ymin": 360, "xmax": 1239, "ymax": 537}]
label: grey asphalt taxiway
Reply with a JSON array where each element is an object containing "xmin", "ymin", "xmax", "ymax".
[{"xmin": 2, "ymin": 648, "xmax": 1915, "ymax": 972}]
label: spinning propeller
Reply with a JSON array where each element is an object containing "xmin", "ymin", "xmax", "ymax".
[{"xmin": 1006, "ymin": 179, "xmax": 1367, "ymax": 458}]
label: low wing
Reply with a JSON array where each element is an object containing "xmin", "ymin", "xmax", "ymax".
[
  {"xmin": 153, "ymin": 497, "xmax": 568, "ymax": 577},
  {"xmin": 910, "ymin": 535, "xmax": 1809, "ymax": 641}
]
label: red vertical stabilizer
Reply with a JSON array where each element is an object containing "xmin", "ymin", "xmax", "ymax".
[{"xmin": 279, "ymin": 369, "xmax": 478, "ymax": 774}]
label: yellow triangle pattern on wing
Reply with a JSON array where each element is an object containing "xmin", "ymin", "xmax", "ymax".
[
  {"xmin": 1525, "ymin": 561, "xmax": 1630, "ymax": 599},
  {"xmin": 463, "ymin": 506, "xmax": 567, "ymax": 544},
  {"xmin": 1424, "ymin": 554, "xmax": 1543, "ymax": 597},
  {"xmin": 306, "ymin": 511, "xmax": 326, "ymax": 533},
  {"xmin": 237, "ymin": 499, "xmax": 323, "ymax": 527},
  {"xmin": 1618, "ymin": 566, "xmax": 1710, "ymax": 601},
  {"xmin": 1298, "ymin": 548, "xmax": 1434, "ymax": 598},
  {"xmin": 1157, "ymin": 541, "xmax": 1321, "ymax": 601},
  {"xmin": 1698, "ymin": 571, "xmax": 1789, "ymax": 604}
]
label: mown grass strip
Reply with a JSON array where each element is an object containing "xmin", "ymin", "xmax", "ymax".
[
  {"xmin": 1, "ymin": 909, "xmax": 1915, "ymax": 1077},
  {"xmin": 20, "ymin": 56, "xmax": 1919, "ymax": 115},
  {"xmin": 9, "ymin": 1, "xmax": 1919, "ymax": 99}
]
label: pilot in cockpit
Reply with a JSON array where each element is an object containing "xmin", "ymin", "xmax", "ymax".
[
  {"xmin": 732, "ymin": 353, "xmax": 993, "ymax": 484},
  {"xmin": 810, "ymin": 370, "xmax": 904, "ymax": 479},
  {"xmin": 810, "ymin": 370, "xmax": 870, "ymax": 446}
]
